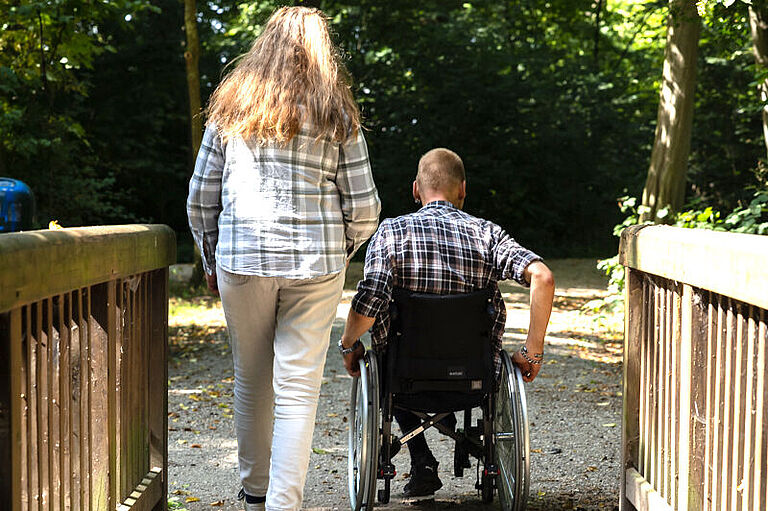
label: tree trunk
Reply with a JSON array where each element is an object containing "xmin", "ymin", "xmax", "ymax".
[
  {"xmin": 183, "ymin": 0, "xmax": 202, "ymax": 159},
  {"xmin": 639, "ymin": 0, "xmax": 700, "ymax": 223},
  {"xmin": 749, "ymin": 5, "xmax": 768, "ymax": 160},
  {"xmin": 183, "ymin": 0, "xmax": 205, "ymax": 285}
]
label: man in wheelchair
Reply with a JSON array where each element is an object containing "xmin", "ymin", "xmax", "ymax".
[{"xmin": 338, "ymin": 148, "xmax": 555, "ymax": 500}]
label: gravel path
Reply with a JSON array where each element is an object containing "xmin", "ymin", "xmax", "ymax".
[{"xmin": 167, "ymin": 259, "xmax": 622, "ymax": 510}]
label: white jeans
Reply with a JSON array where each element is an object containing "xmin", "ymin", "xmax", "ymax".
[{"xmin": 217, "ymin": 268, "xmax": 345, "ymax": 511}]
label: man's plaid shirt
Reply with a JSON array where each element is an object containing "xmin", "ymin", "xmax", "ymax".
[
  {"xmin": 350, "ymin": 200, "xmax": 541, "ymax": 374},
  {"xmin": 187, "ymin": 124, "xmax": 380, "ymax": 279}
]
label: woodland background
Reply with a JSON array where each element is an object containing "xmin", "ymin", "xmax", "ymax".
[{"xmin": 2, "ymin": 0, "xmax": 767, "ymax": 262}]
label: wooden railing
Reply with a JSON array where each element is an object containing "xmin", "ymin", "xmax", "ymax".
[
  {"xmin": 0, "ymin": 225, "xmax": 176, "ymax": 511},
  {"xmin": 619, "ymin": 225, "xmax": 768, "ymax": 511}
]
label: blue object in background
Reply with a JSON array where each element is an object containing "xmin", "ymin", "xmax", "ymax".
[{"xmin": 0, "ymin": 178, "xmax": 36, "ymax": 233}]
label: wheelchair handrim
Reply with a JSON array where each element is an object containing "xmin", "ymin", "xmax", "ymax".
[
  {"xmin": 495, "ymin": 350, "xmax": 530, "ymax": 511},
  {"xmin": 347, "ymin": 353, "xmax": 379, "ymax": 511},
  {"xmin": 348, "ymin": 367, "xmax": 369, "ymax": 509}
]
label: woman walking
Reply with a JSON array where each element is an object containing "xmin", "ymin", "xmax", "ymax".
[{"xmin": 186, "ymin": 7, "xmax": 380, "ymax": 510}]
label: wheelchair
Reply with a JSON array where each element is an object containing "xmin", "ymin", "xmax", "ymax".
[{"xmin": 347, "ymin": 287, "xmax": 530, "ymax": 510}]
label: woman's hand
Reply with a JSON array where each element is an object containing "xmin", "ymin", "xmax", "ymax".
[{"xmin": 512, "ymin": 349, "xmax": 541, "ymax": 383}]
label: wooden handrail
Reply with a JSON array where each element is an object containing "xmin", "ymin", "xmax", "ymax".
[
  {"xmin": 619, "ymin": 224, "xmax": 768, "ymax": 511},
  {"xmin": 620, "ymin": 224, "xmax": 768, "ymax": 310},
  {"xmin": 0, "ymin": 225, "xmax": 176, "ymax": 313},
  {"xmin": 0, "ymin": 224, "xmax": 175, "ymax": 511}
]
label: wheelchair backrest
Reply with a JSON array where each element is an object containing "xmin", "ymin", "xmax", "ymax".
[{"xmin": 386, "ymin": 287, "xmax": 495, "ymax": 394}]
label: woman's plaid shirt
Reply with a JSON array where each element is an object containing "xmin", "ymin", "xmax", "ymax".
[
  {"xmin": 187, "ymin": 124, "xmax": 380, "ymax": 278},
  {"xmin": 350, "ymin": 200, "xmax": 541, "ymax": 374}
]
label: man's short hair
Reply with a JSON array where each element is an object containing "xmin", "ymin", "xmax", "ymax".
[{"xmin": 417, "ymin": 148, "xmax": 465, "ymax": 192}]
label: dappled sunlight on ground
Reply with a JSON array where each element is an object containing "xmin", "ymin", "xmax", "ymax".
[{"xmin": 166, "ymin": 259, "xmax": 624, "ymax": 509}]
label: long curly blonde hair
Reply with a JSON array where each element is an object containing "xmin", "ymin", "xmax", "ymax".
[{"xmin": 206, "ymin": 6, "xmax": 360, "ymax": 144}]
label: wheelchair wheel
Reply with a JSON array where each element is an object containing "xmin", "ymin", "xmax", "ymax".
[
  {"xmin": 494, "ymin": 350, "xmax": 530, "ymax": 511},
  {"xmin": 348, "ymin": 352, "xmax": 380, "ymax": 511}
]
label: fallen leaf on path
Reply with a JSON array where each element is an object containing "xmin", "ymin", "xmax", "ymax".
[
  {"xmin": 210, "ymin": 500, "xmax": 224, "ymax": 506},
  {"xmin": 190, "ymin": 444, "xmax": 202, "ymax": 448},
  {"xmin": 313, "ymin": 447, "xmax": 330, "ymax": 454},
  {"xmin": 186, "ymin": 496, "xmax": 200, "ymax": 503}
]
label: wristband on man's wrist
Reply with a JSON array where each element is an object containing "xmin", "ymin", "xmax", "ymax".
[
  {"xmin": 520, "ymin": 345, "xmax": 543, "ymax": 365},
  {"xmin": 338, "ymin": 338, "xmax": 363, "ymax": 355}
]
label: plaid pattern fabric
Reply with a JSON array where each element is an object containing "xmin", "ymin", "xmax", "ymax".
[
  {"xmin": 187, "ymin": 123, "xmax": 380, "ymax": 278},
  {"xmin": 351, "ymin": 200, "xmax": 541, "ymax": 374}
]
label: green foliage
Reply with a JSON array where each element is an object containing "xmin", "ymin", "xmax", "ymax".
[
  {"xmin": 595, "ymin": 185, "xmax": 767, "ymax": 312},
  {"xmin": 0, "ymin": 0, "xmax": 161, "ymax": 226},
  {"xmin": 673, "ymin": 188, "xmax": 768, "ymax": 233},
  {"xmin": 0, "ymin": 0, "xmax": 764, "ymax": 260}
]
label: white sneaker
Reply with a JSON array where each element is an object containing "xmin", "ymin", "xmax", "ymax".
[{"xmin": 238, "ymin": 488, "xmax": 266, "ymax": 511}]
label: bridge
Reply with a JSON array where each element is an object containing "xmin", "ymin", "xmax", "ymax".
[{"xmin": 1, "ymin": 224, "xmax": 766, "ymax": 510}]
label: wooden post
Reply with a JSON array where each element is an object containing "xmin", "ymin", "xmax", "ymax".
[{"xmin": 621, "ymin": 267, "xmax": 644, "ymax": 510}]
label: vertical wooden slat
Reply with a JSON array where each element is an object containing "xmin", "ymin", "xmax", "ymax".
[
  {"xmin": 37, "ymin": 300, "xmax": 50, "ymax": 510},
  {"xmin": 677, "ymin": 284, "xmax": 693, "ymax": 511},
  {"xmin": 703, "ymin": 295, "xmax": 715, "ymax": 511},
  {"xmin": 711, "ymin": 298, "xmax": 726, "ymax": 509},
  {"xmin": 49, "ymin": 298, "xmax": 61, "ymax": 511},
  {"xmin": 69, "ymin": 291, "xmax": 81, "ymax": 511},
  {"xmin": 9, "ymin": 308, "xmax": 25, "ymax": 511},
  {"xmin": 58, "ymin": 295, "xmax": 71, "ymax": 511},
  {"xmin": 731, "ymin": 305, "xmax": 746, "ymax": 511},
  {"xmin": 742, "ymin": 311, "xmax": 757, "ymax": 511},
  {"xmin": 687, "ymin": 289, "xmax": 710, "ymax": 511},
  {"xmin": 620, "ymin": 268, "xmax": 638, "ymax": 511},
  {"xmin": 643, "ymin": 276, "xmax": 653, "ymax": 476},
  {"xmin": 27, "ymin": 304, "xmax": 39, "ymax": 511},
  {"xmin": 129, "ymin": 279, "xmax": 136, "ymax": 492},
  {"xmin": 644, "ymin": 276, "xmax": 653, "ymax": 480},
  {"xmin": 721, "ymin": 301, "xmax": 735, "ymax": 511},
  {"xmin": 148, "ymin": 269, "xmax": 169, "ymax": 508},
  {"xmin": 108, "ymin": 279, "xmax": 118, "ymax": 506},
  {"xmin": 755, "ymin": 310, "xmax": 767, "ymax": 511},
  {"xmin": 120, "ymin": 281, "xmax": 129, "ymax": 501},
  {"xmin": 81, "ymin": 289, "xmax": 91, "ymax": 511},
  {"xmin": 113, "ymin": 279, "xmax": 123, "ymax": 505},
  {"xmin": 134, "ymin": 277, "xmax": 141, "ymax": 487},
  {"xmin": 650, "ymin": 282, "xmax": 660, "ymax": 488},
  {"xmin": 637, "ymin": 276, "xmax": 648, "ymax": 476},
  {"xmin": 663, "ymin": 285, "xmax": 671, "ymax": 502},
  {"xmin": 89, "ymin": 282, "xmax": 111, "ymax": 510},
  {"xmin": 657, "ymin": 283, "xmax": 666, "ymax": 498},
  {"xmin": 141, "ymin": 275, "xmax": 150, "ymax": 480},
  {"xmin": 671, "ymin": 284, "xmax": 681, "ymax": 508}
]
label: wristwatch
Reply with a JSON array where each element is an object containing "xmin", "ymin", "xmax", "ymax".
[{"xmin": 338, "ymin": 338, "xmax": 363, "ymax": 355}]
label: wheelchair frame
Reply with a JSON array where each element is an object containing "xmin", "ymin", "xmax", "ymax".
[{"xmin": 348, "ymin": 348, "xmax": 530, "ymax": 510}]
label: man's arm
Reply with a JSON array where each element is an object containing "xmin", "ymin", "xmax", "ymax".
[
  {"xmin": 341, "ymin": 223, "xmax": 393, "ymax": 377},
  {"xmin": 340, "ymin": 309, "xmax": 376, "ymax": 377},
  {"xmin": 512, "ymin": 260, "xmax": 555, "ymax": 382}
]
